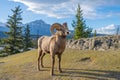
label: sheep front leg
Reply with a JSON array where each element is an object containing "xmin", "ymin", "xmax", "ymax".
[
  {"xmin": 51, "ymin": 55, "xmax": 55, "ymax": 76},
  {"xmin": 58, "ymin": 54, "xmax": 62, "ymax": 73}
]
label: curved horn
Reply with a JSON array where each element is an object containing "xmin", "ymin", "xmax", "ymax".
[{"xmin": 50, "ymin": 23, "xmax": 62, "ymax": 34}]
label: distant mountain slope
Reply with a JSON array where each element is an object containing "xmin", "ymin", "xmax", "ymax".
[
  {"xmin": 0, "ymin": 31, "xmax": 7, "ymax": 38},
  {"xmin": 0, "ymin": 22, "xmax": 5, "ymax": 27},
  {"xmin": 67, "ymin": 30, "xmax": 108, "ymax": 39},
  {"xmin": 26, "ymin": 20, "xmax": 51, "ymax": 35},
  {"xmin": 0, "ymin": 22, "xmax": 8, "ymax": 38},
  {"xmin": 0, "ymin": 22, "xmax": 9, "ymax": 32}
]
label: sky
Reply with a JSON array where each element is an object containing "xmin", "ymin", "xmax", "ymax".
[{"xmin": 0, "ymin": 0, "xmax": 120, "ymax": 34}]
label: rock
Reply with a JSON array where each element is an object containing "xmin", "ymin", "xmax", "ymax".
[{"xmin": 67, "ymin": 35, "xmax": 120, "ymax": 50}]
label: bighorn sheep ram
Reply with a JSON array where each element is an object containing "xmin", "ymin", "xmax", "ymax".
[{"xmin": 38, "ymin": 23, "xmax": 69, "ymax": 76}]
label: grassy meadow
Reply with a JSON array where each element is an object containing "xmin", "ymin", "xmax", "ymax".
[{"xmin": 0, "ymin": 48, "xmax": 120, "ymax": 80}]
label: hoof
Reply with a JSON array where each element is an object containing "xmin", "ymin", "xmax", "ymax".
[
  {"xmin": 50, "ymin": 72, "xmax": 54, "ymax": 76},
  {"xmin": 41, "ymin": 65, "xmax": 44, "ymax": 68},
  {"xmin": 59, "ymin": 71, "xmax": 62, "ymax": 73},
  {"xmin": 38, "ymin": 68, "xmax": 40, "ymax": 71},
  {"xmin": 58, "ymin": 69, "xmax": 62, "ymax": 73},
  {"xmin": 59, "ymin": 70, "xmax": 62, "ymax": 73},
  {"xmin": 51, "ymin": 74, "xmax": 54, "ymax": 76}
]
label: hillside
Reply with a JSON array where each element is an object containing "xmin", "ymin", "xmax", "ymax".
[{"xmin": 0, "ymin": 49, "xmax": 120, "ymax": 80}]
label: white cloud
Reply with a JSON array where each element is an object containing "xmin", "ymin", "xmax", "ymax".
[
  {"xmin": 96, "ymin": 24, "xmax": 119, "ymax": 34},
  {"xmin": 12, "ymin": 0, "xmax": 75, "ymax": 18},
  {"xmin": 11, "ymin": 0, "xmax": 120, "ymax": 19}
]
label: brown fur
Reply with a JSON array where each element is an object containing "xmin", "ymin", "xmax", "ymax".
[{"xmin": 37, "ymin": 23, "xmax": 69, "ymax": 76}]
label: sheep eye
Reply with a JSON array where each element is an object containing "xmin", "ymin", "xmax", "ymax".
[
  {"xmin": 63, "ymin": 31, "xmax": 65, "ymax": 34},
  {"xmin": 59, "ymin": 28, "xmax": 62, "ymax": 30}
]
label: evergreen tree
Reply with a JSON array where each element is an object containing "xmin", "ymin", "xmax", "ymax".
[
  {"xmin": 72, "ymin": 4, "xmax": 92, "ymax": 39},
  {"xmin": 23, "ymin": 24, "xmax": 33, "ymax": 51},
  {"xmin": 3, "ymin": 6, "xmax": 23, "ymax": 54},
  {"xmin": 116, "ymin": 26, "xmax": 119, "ymax": 35},
  {"xmin": 94, "ymin": 30, "xmax": 97, "ymax": 37}
]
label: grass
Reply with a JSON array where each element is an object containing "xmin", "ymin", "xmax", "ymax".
[{"xmin": 0, "ymin": 48, "xmax": 120, "ymax": 80}]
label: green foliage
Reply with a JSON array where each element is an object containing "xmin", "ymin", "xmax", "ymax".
[
  {"xmin": 0, "ymin": 38, "xmax": 1, "ymax": 44},
  {"xmin": 0, "ymin": 53, "xmax": 8, "ymax": 57},
  {"xmin": 94, "ymin": 30, "xmax": 97, "ymax": 37},
  {"xmin": 72, "ymin": 4, "xmax": 92, "ymax": 39},
  {"xmin": 2, "ymin": 6, "xmax": 23, "ymax": 55},
  {"xmin": 23, "ymin": 24, "xmax": 33, "ymax": 51}
]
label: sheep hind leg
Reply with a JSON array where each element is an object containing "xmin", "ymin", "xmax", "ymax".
[
  {"xmin": 57, "ymin": 54, "xmax": 62, "ymax": 73},
  {"xmin": 38, "ymin": 50, "xmax": 42, "ymax": 71},
  {"xmin": 40, "ymin": 53, "xmax": 45, "ymax": 68},
  {"xmin": 51, "ymin": 55, "xmax": 55, "ymax": 76}
]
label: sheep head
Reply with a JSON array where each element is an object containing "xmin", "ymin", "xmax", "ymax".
[{"xmin": 50, "ymin": 23, "xmax": 69, "ymax": 37}]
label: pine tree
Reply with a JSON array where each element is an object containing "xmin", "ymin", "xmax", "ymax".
[
  {"xmin": 94, "ymin": 30, "xmax": 97, "ymax": 37},
  {"xmin": 72, "ymin": 4, "xmax": 92, "ymax": 39},
  {"xmin": 3, "ymin": 6, "xmax": 23, "ymax": 54},
  {"xmin": 116, "ymin": 26, "xmax": 119, "ymax": 35},
  {"xmin": 23, "ymin": 24, "xmax": 33, "ymax": 51}
]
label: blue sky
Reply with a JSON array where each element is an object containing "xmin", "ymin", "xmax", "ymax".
[{"xmin": 0, "ymin": 0, "xmax": 120, "ymax": 34}]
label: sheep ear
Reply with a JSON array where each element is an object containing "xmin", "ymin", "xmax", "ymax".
[{"xmin": 63, "ymin": 22, "xmax": 68, "ymax": 29}]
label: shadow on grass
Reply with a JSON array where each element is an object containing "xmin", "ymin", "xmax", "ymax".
[
  {"xmin": 0, "ymin": 62, "xmax": 5, "ymax": 64},
  {"xmin": 55, "ymin": 68, "xmax": 120, "ymax": 80}
]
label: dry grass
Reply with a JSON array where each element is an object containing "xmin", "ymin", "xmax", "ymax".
[{"xmin": 0, "ymin": 49, "xmax": 120, "ymax": 80}]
